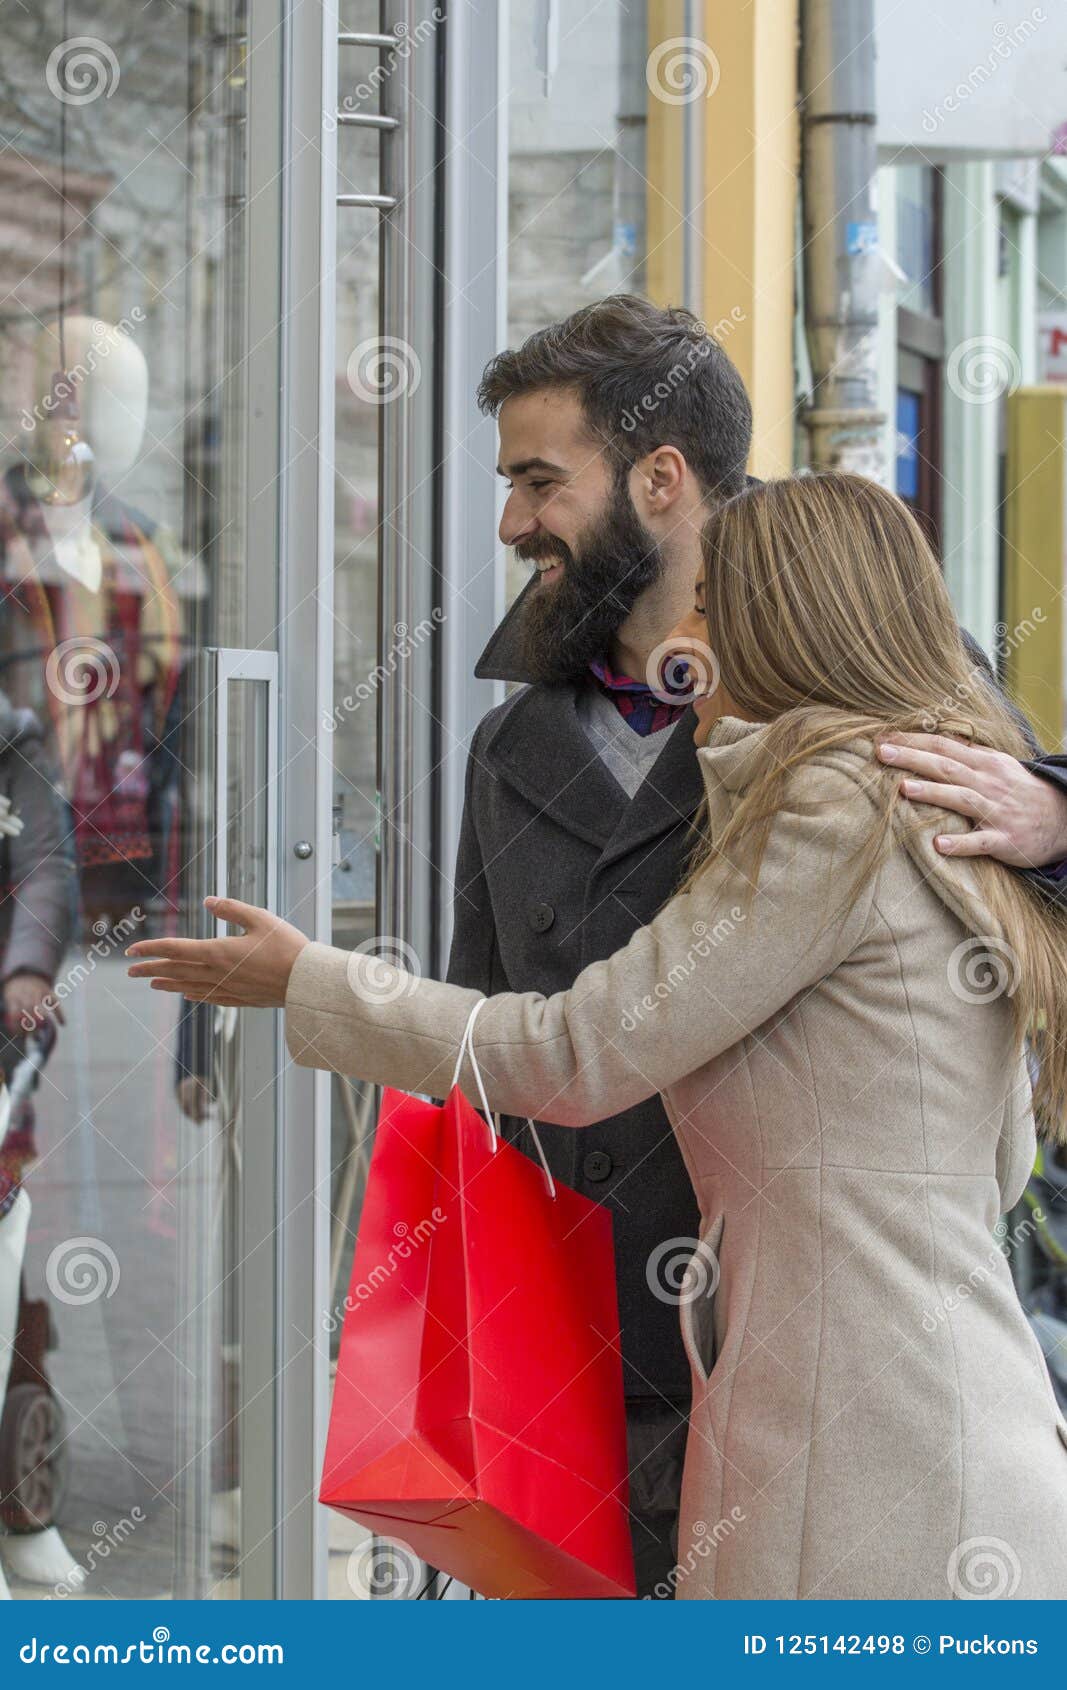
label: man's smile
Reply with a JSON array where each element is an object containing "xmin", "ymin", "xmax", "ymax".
[{"xmin": 532, "ymin": 557, "xmax": 564, "ymax": 587}]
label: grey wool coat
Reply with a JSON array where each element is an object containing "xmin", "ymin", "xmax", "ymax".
[
  {"xmin": 287, "ymin": 717, "xmax": 1067, "ymax": 1600},
  {"xmin": 444, "ymin": 664, "xmax": 705, "ymax": 1400}
]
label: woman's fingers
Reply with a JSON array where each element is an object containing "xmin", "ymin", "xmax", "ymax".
[
  {"xmin": 126, "ymin": 937, "xmax": 218, "ymax": 962},
  {"xmin": 126, "ymin": 894, "xmax": 269, "ymax": 963},
  {"xmin": 150, "ymin": 981, "xmax": 249, "ymax": 1005},
  {"xmin": 131, "ymin": 957, "xmax": 254, "ymax": 995},
  {"xmin": 127, "ymin": 959, "xmax": 215, "ymax": 980},
  {"xmin": 203, "ymin": 894, "xmax": 268, "ymax": 930}
]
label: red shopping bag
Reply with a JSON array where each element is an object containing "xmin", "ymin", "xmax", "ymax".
[{"xmin": 319, "ymin": 1005, "xmax": 636, "ymax": 1599}]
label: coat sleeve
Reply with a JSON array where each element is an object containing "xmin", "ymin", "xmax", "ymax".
[
  {"xmin": 285, "ymin": 759, "xmax": 881, "ymax": 1129},
  {"xmin": 0, "ymin": 729, "xmax": 74, "ymax": 985},
  {"xmin": 960, "ymin": 627, "xmax": 1067, "ymax": 904},
  {"xmin": 1021, "ymin": 755, "xmax": 1067, "ymax": 907}
]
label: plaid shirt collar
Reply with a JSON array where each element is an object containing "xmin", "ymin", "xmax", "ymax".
[{"xmin": 588, "ymin": 653, "xmax": 691, "ymax": 737}]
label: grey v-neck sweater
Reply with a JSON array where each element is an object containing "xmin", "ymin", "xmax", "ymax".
[{"xmin": 574, "ymin": 682, "xmax": 674, "ymax": 799}]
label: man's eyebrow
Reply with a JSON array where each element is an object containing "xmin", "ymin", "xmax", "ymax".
[{"xmin": 495, "ymin": 456, "xmax": 569, "ymax": 478}]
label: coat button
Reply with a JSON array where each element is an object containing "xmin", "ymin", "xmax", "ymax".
[
  {"xmin": 529, "ymin": 901, "xmax": 555, "ymax": 933},
  {"xmin": 583, "ymin": 1150, "xmax": 613, "ymax": 1182}
]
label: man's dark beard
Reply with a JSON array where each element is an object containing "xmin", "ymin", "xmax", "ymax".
[{"xmin": 516, "ymin": 489, "xmax": 666, "ymax": 685}]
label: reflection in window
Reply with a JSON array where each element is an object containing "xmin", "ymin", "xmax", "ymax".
[
  {"xmin": 0, "ymin": 1, "xmax": 254, "ymax": 1599},
  {"xmin": 896, "ymin": 164, "xmax": 939, "ymax": 317}
]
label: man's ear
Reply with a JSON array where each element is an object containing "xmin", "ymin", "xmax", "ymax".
[{"xmin": 632, "ymin": 444, "xmax": 688, "ymax": 517}]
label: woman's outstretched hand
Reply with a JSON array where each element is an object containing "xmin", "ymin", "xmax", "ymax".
[{"xmin": 126, "ymin": 897, "xmax": 308, "ymax": 1007}]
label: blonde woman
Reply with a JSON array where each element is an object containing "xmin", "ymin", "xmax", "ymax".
[{"xmin": 129, "ymin": 473, "xmax": 1067, "ymax": 1600}]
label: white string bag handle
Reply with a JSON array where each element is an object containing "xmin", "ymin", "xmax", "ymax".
[{"xmin": 451, "ymin": 999, "xmax": 556, "ymax": 1199}]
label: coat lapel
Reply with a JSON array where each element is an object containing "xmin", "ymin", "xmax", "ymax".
[
  {"xmin": 482, "ymin": 682, "xmax": 628, "ymax": 850},
  {"xmin": 474, "ymin": 574, "xmax": 540, "ymax": 684}
]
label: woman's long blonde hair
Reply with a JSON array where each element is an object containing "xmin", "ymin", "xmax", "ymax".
[{"xmin": 681, "ymin": 471, "xmax": 1067, "ymax": 1142}]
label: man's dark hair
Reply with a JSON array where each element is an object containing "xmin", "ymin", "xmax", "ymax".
[{"xmin": 477, "ymin": 294, "xmax": 752, "ymax": 499}]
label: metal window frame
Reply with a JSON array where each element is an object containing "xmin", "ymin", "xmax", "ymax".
[
  {"xmin": 378, "ymin": 0, "xmax": 440, "ymax": 977},
  {"xmin": 271, "ymin": 0, "xmax": 335, "ymax": 1600},
  {"xmin": 435, "ymin": 0, "xmax": 510, "ymax": 968},
  {"xmin": 236, "ymin": 0, "xmax": 287, "ymax": 1602}
]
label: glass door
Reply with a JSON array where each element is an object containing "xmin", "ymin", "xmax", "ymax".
[{"xmin": 0, "ymin": 0, "xmax": 282, "ymax": 1598}]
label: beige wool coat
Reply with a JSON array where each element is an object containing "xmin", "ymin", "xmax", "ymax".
[{"xmin": 287, "ymin": 716, "xmax": 1067, "ymax": 1601}]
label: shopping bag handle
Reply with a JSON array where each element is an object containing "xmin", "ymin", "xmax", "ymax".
[{"xmin": 452, "ymin": 1000, "xmax": 557, "ymax": 1200}]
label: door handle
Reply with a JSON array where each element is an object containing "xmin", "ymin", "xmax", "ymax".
[{"xmin": 208, "ymin": 647, "xmax": 279, "ymax": 925}]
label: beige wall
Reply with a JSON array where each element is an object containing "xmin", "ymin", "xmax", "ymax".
[{"xmin": 704, "ymin": 0, "xmax": 799, "ymax": 475}]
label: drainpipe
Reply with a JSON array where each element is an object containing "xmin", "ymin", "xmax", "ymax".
[{"xmin": 800, "ymin": 0, "xmax": 886, "ymax": 479}]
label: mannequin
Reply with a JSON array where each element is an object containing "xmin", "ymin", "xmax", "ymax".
[
  {"xmin": 0, "ymin": 317, "xmax": 182, "ymax": 921},
  {"xmin": 0, "ymin": 317, "xmax": 180, "ymax": 1592}
]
